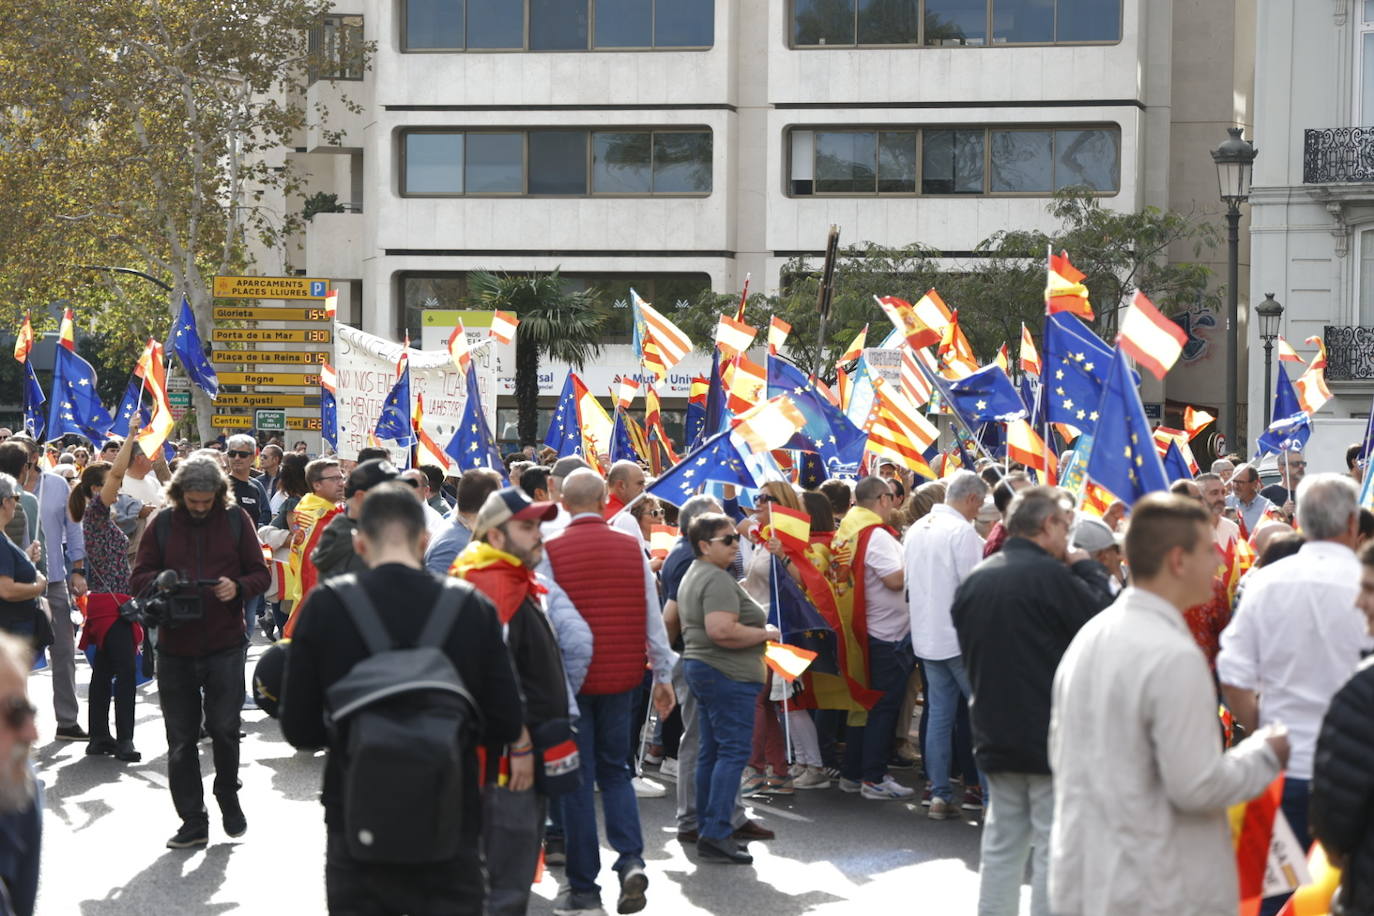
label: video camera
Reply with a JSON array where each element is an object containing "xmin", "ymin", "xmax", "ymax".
[{"xmin": 119, "ymin": 569, "xmax": 219, "ymax": 629}]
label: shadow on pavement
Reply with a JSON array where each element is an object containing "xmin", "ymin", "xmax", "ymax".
[{"xmin": 79, "ymin": 843, "xmax": 238, "ymax": 914}]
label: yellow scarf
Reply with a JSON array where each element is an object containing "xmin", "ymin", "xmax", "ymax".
[{"xmin": 449, "ymin": 541, "xmax": 521, "ymax": 579}]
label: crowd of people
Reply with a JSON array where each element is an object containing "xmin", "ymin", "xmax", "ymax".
[{"xmin": 1, "ymin": 422, "xmax": 1374, "ymax": 915}]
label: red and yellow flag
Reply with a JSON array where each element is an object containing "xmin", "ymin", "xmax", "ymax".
[
  {"xmin": 767, "ymin": 316, "xmax": 791, "ymax": 356},
  {"xmin": 490, "ymin": 310, "xmax": 519, "ymax": 346},
  {"xmin": 937, "ymin": 310, "xmax": 978, "ymax": 379},
  {"xmin": 1118, "ymin": 291, "xmax": 1187, "ymax": 380},
  {"xmin": 715, "ymin": 314, "xmax": 757, "ymax": 359},
  {"xmin": 413, "ymin": 393, "xmax": 452, "ymax": 470},
  {"xmin": 58, "ymin": 307, "xmax": 76, "ymax": 351},
  {"xmin": 447, "ymin": 320, "xmax": 470, "ymax": 372},
  {"xmin": 1276, "ymin": 336, "xmax": 1303, "ymax": 363},
  {"xmin": 837, "ymin": 324, "xmax": 867, "ymax": 366},
  {"xmin": 731, "ymin": 395, "xmax": 806, "ymax": 454},
  {"xmin": 1046, "ymin": 251, "xmax": 1093, "ymax": 319},
  {"xmin": 866, "ymin": 377, "xmax": 937, "ymax": 480},
  {"xmin": 1184, "ymin": 406, "xmax": 1215, "ymax": 439},
  {"xmin": 1231, "ymin": 776, "xmax": 1285, "ymax": 916},
  {"xmin": 1277, "ymin": 842, "xmax": 1343, "ymax": 916},
  {"xmin": 1007, "ymin": 419, "xmax": 1057, "ymax": 485},
  {"xmin": 12, "ymin": 313, "xmax": 33, "ymax": 363},
  {"xmin": 875, "ymin": 293, "xmax": 947, "ymax": 350},
  {"xmin": 1296, "ymin": 339, "xmax": 1333, "ymax": 415},
  {"xmin": 649, "ymin": 524, "xmax": 678, "ymax": 560},
  {"xmin": 763, "ymin": 641, "xmax": 819, "ymax": 682},
  {"xmin": 724, "ymin": 353, "xmax": 768, "ymax": 414},
  {"xmin": 766, "ymin": 504, "xmax": 812, "ymax": 557},
  {"xmin": 134, "ymin": 339, "xmax": 175, "ymax": 457},
  {"xmin": 1019, "ymin": 323, "xmax": 1042, "ymax": 376},
  {"xmin": 324, "ymin": 289, "xmax": 338, "ymax": 318}
]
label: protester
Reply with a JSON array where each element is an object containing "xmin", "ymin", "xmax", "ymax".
[
  {"xmin": 1226, "ymin": 463, "xmax": 1275, "ymax": 536},
  {"xmin": 1049, "ymin": 493, "xmax": 1290, "ymax": 915},
  {"xmin": 312, "ymin": 459, "xmax": 400, "ymax": 582},
  {"xmin": 1196, "ymin": 472, "xmax": 1240, "ymax": 550},
  {"xmin": 1260, "ymin": 448, "xmax": 1305, "ymax": 515},
  {"xmin": 0, "ymin": 633, "xmax": 40, "ymax": 916},
  {"xmin": 418, "ymin": 464, "xmax": 451, "ymax": 514},
  {"xmin": 1309, "ymin": 539, "xmax": 1374, "ymax": 916},
  {"xmin": 0, "ymin": 475, "xmax": 47, "ymax": 654},
  {"xmin": 424, "ymin": 467, "xmax": 502, "ymax": 575},
  {"xmin": 903, "ymin": 471, "xmax": 988, "ymax": 816},
  {"xmin": 1218, "ymin": 474, "xmax": 1367, "ymax": 872},
  {"xmin": 280, "ymin": 484, "xmax": 523, "ymax": 915},
  {"xmin": 399, "ymin": 468, "xmax": 449, "ymax": 538},
  {"xmin": 1069, "ymin": 517, "xmax": 1124, "ymax": 592},
  {"xmin": 269, "ymin": 452, "xmax": 309, "ymax": 517},
  {"xmin": 539, "ymin": 469, "xmax": 676, "ymax": 915},
  {"xmin": 284, "ymin": 458, "xmax": 344, "ymax": 617},
  {"xmin": 604, "ymin": 460, "xmax": 648, "ymax": 541},
  {"xmin": 224, "ymin": 435, "xmax": 272, "ymax": 526},
  {"xmin": 952, "ymin": 486, "xmax": 1112, "ymax": 916},
  {"xmin": 542, "ymin": 456, "xmax": 591, "ymax": 540},
  {"xmin": 678, "ymin": 511, "xmax": 779, "ymax": 865}
]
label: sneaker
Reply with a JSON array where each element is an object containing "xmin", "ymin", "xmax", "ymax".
[
  {"xmin": 861, "ymin": 776, "xmax": 916, "ymax": 800},
  {"xmin": 962, "ymin": 786, "xmax": 985, "ymax": 811},
  {"xmin": 114, "ymin": 739, "xmax": 141, "ymax": 763},
  {"xmin": 659, "ymin": 757, "xmax": 679, "ymax": 781},
  {"xmin": 166, "ymin": 821, "xmax": 209, "ymax": 849},
  {"xmin": 928, "ymin": 797, "xmax": 959, "ymax": 820},
  {"xmin": 761, "ymin": 776, "xmax": 794, "ymax": 796},
  {"xmin": 55, "ymin": 724, "xmax": 89, "ymax": 742},
  {"xmin": 630, "ymin": 776, "xmax": 666, "ymax": 799},
  {"xmin": 552, "ymin": 889, "xmax": 606, "ymax": 915},
  {"xmin": 642, "ymin": 745, "xmax": 664, "ymax": 767},
  {"xmin": 793, "ymin": 766, "xmax": 831, "ymax": 790},
  {"xmin": 545, "ymin": 834, "xmax": 566, "ymax": 867},
  {"xmin": 741, "ymin": 771, "xmax": 768, "ymax": 796},
  {"xmin": 616, "ymin": 864, "xmax": 648, "ymax": 915},
  {"xmin": 887, "ymin": 753, "xmax": 917, "ymax": 770},
  {"xmin": 838, "ymin": 777, "xmax": 862, "ymax": 794},
  {"xmin": 822, "ymin": 766, "xmax": 842, "ymax": 781},
  {"xmin": 219, "ymin": 795, "xmax": 247, "ymax": 838}
]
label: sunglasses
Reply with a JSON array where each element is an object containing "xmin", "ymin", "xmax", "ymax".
[
  {"xmin": 756, "ymin": 495, "xmax": 778, "ymax": 504},
  {"xmin": 226, "ymin": 450, "xmax": 254, "ymax": 459},
  {"xmin": 709, "ymin": 533, "xmax": 740, "ymax": 546},
  {"xmin": 0, "ymin": 696, "xmax": 35, "ymax": 731},
  {"xmin": 648, "ymin": 508, "xmax": 663, "ymax": 517}
]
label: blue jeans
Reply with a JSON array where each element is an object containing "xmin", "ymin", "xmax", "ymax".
[
  {"xmin": 843, "ymin": 637, "xmax": 916, "ymax": 783},
  {"xmin": 684, "ymin": 660, "xmax": 759, "ymax": 842},
  {"xmin": 564, "ymin": 690, "xmax": 644, "ymax": 897},
  {"xmin": 923, "ymin": 655, "xmax": 982, "ymax": 802}
]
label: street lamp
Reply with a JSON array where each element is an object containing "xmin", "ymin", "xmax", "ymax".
[
  {"xmin": 1256, "ymin": 293, "xmax": 1284, "ymax": 426},
  {"xmin": 1212, "ymin": 126, "xmax": 1258, "ymax": 450}
]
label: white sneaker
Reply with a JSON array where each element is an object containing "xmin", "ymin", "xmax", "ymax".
[
  {"xmin": 838, "ymin": 777, "xmax": 862, "ymax": 794},
  {"xmin": 659, "ymin": 757, "xmax": 679, "ymax": 781},
  {"xmin": 861, "ymin": 776, "xmax": 916, "ymax": 800},
  {"xmin": 928, "ymin": 797, "xmax": 959, "ymax": 820},
  {"xmin": 793, "ymin": 766, "xmax": 831, "ymax": 790},
  {"xmin": 631, "ymin": 776, "xmax": 667, "ymax": 798}
]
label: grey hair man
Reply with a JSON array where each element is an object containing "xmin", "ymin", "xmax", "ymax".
[
  {"xmin": 1226, "ymin": 463, "xmax": 1275, "ymax": 536},
  {"xmin": 1260, "ymin": 449, "xmax": 1306, "ymax": 516},
  {"xmin": 1218, "ymin": 473, "xmax": 1366, "ymax": 871}
]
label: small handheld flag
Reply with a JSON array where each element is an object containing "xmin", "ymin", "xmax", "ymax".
[
  {"xmin": 1118, "ymin": 291, "xmax": 1186, "ymax": 380},
  {"xmin": 490, "ymin": 310, "xmax": 519, "ymax": 346}
]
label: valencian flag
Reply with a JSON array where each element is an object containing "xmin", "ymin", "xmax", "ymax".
[
  {"xmin": 445, "ymin": 364, "xmax": 505, "ymax": 474},
  {"xmin": 867, "ymin": 377, "xmax": 937, "ymax": 480},
  {"xmin": 1041, "ymin": 311, "xmax": 1116, "ymax": 432},
  {"xmin": 645, "ymin": 428, "xmax": 760, "ymax": 507},
  {"xmin": 21, "ymin": 360, "xmax": 45, "ymax": 440},
  {"xmin": 48, "ymin": 342, "xmax": 114, "ymax": 443},
  {"xmin": 644, "ymin": 384, "xmax": 677, "ymax": 474},
  {"xmin": 630, "ymin": 288, "xmax": 692, "ymax": 384},
  {"xmin": 374, "ymin": 347, "xmax": 414, "ymax": 447},
  {"xmin": 167, "ymin": 297, "xmax": 219, "ymax": 399},
  {"xmin": 1085, "ymin": 346, "xmax": 1169, "ymax": 506},
  {"xmin": 320, "ymin": 362, "xmax": 339, "ymax": 451},
  {"xmin": 1045, "ymin": 250, "xmax": 1093, "ymax": 319},
  {"xmin": 1118, "ymin": 291, "xmax": 1187, "ymax": 380}
]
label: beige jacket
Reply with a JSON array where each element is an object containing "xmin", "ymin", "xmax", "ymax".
[{"xmin": 1049, "ymin": 587, "xmax": 1282, "ymax": 915}]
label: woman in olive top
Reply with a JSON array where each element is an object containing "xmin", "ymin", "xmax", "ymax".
[
  {"xmin": 678, "ymin": 512, "xmax": 779, "ymax": 866},
  {"xmin": 0, "ymin": 473, "xmax": 46, "ymax": 649}
]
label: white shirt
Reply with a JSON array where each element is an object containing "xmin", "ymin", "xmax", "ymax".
[
  {"xmin": 903, "ymin": 503, "xmax": 985, "ymax": 660},
  {"xmin": 1050, "ymin": 587, "xmax": 1282, "ymax": 915},
  {"xmin": 863, "ymin": 528, "xmax": 908, "ymax": 642},
  {"xmin": 1217, "ymin": 540, "xmax": 1368, "ymax": 779},
  {"xmin": 120, "ymin": 472, "xmax": 164, "ymax": 510}
]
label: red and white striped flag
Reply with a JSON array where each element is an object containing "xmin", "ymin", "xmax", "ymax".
[
  {"xmin": 324, "ymin": 289, "xmax": 338, "ymax": 318},
  {"xmin": 1118, "ymin": 291, "xmax": 1187, "ymax": 380},
  {"xmin": 490, "ymin": 310, "xmax": 519, "ymax": 345},
  {"xmin": 767, "ymin": 316, "xmax": 791, "ymax": 356},
  {"xmin": 715, "ymin": 315, "xmax": 757, "ymax": 358}
]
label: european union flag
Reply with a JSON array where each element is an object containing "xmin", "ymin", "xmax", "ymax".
[
  {"xmin": 110, "ymin": 375, "xmax": 144, "ymax": 438},
  {"xmin": 684, "ymin": 397, "xmax": 706, "ymax": 450},
  {"xmin": 445, "ymin": 363, "xmax": 505, "ymax": 474},
  {"xmin": 48, "ymin": 345, "xmax": 114, "ymax": 443},
  {"xmin": 373, "ymin": 359, "xmax": 414, "ymax": 446},
  {"xmin": 22, "ymin": 360, "xmax": 46, "ymax": 440},
  {"xmin": 1086, "ymin": 346, "xmax": 1168, "ymax": 506},
  {"xmin": 1256, "ymin": 368, "xmax": 1309, "ymax": 456},
  {"xmin": 610, "ymin": 406, "xmax": 641, "ymax": 464},
  {"xmin": 543, "ymin": 371, "xmax": 582, "ymax": 457},
  {"xmin": 798, "ymin": 451, "xmax": 826, "ymax": 489},
  {"xmin": 321, "ymin": 387, "xmax": 338, "ymax": 452},
  {"xmin": 1041, "ymin": 312, "xmax": 1115, "ymax": 432},
  {"xmin": 767, "ymin": 356, "xmax": 866, "ymax": 473},
  {"xmin": 1162, "ymin": 439, "xmax": 1193, "ymax": 483},
  {"xmin": 929, "ymin": 363, "xmax": 1027, "ymax": 425},
  {"xmin": 167, "ymin": 297, "xmax": 219, "ymax": 399},
  {"xmin": 769, "ymin": 556, "xmax": 838, "ymax": 676},
  {"xmin": 694, "ymin": 349, "xmax": 727, "ymax": 449},
  {"xmin": 646, "ymin": 429, "xmax": 759, "ymax": 507}
]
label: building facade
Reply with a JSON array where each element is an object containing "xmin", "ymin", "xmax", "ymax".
[{"xmin": 285, "ymin": 0, "xmax": 1252, "ymax": 442}]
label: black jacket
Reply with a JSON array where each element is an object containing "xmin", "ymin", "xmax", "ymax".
[
  {"xmin": 279, "ymin": 562, "xmax": 523, "ymax": 830},
  {"xmin": 951, "ymin": 538, "xmax": 1113, "ymax": 774},
  {"xmin": 311, "ymin": 513, "xmax": 365, "ymax": 582},
  {"xmin": 1312, "ymin": 657, "xmax": 1374, "ymax": 916}
]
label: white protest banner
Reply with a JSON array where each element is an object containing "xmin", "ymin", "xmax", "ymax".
[{"xmin": 334, "ymin": 324, "xmax": 496, "ymax": 462}]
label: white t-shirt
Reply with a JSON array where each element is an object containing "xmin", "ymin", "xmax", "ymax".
[
  {"xmin": 120, "ymin": 472, "xmax": 164, "ymax": 510},
  {"xmin": 862, "ymin": 527, "xmax": 909, "ymax": 642}
]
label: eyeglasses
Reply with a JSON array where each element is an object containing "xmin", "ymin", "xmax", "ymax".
[
  {"xmin": 226, "ymin": 450, "xmax": 254, "ymax": 459},
  {"xmin": 0, "ymin": 696, "xmax": 35, "ymax": 731},
  {"xmin": 318, "ymin": 475, "xmax": 344, "ymax": 483},
  {"xmin": 648, "ymin": 508, "xmax": 664, "ymax": 517},
  {"xmin": 709, "ymin": 533, "xmax": 740, "ymax": 546}
]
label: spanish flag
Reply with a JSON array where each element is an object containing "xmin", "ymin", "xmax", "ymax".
[
  {"xmin": 1184, "ymin": 406, "xmax": 1215, "ymax": 439},
  {"xmin": 12, "ymin": 313, "xmax": 33, "ymax": 363},
  {"xmin": 1231, "ymin": 776, "xmax": 1284, "ymax": 916},
  {"xmin": 134, "ymin": 339, "xmax": 176, "ymax": 457},
  {"xmin": 768, "ymin": 316, "xmax": 791, "ymax": 356},
  {"xmin": 764, "ymin": 641, "xmax": 819, "ymax": 682},
  {"xmin": 1276, "ymin": 336, "xmax": 1303, "ymax": 363},
  {"xmin": 1045, "ymin": 250, "xmax": 1093, "ymax": 319},
  {"xmin": 1007, "ymin": 418, "xmax": 1057, "ymax": 484},
  {"xmin": 58, "ymin": 307, "xmax": 76, "ymax": 351},
  {"xmin": 766, "ymin": 504, "xmax": 812, "ymax": 557},
  {"xmin": 937, "ymin": 310, "xmax": 979, "ymax": 380},
  {"xmin": 1277, "ymin": 842, "xmax": 1342, "ymax": 916},
  {"xmin": 1019, "ymin": 323, "xmax": 1042, "ymax": 376},
  {"xmin": 715, "ymin": 315, "xmax": 757, "ymax": 359}
]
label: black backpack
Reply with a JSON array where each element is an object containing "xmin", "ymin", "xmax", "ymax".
[{"xmin": 322, "ymin": 575, "xmax": 482, "ymax": 865}]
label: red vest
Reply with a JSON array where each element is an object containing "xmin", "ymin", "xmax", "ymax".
[{"xmin": 544, "ymin": 515, "xmax": 647, "ymax": 695}]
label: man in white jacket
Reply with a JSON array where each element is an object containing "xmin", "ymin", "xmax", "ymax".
[{"xmin": 1048, "ymin": 493, "xmax": 1290, "ymax": 915}]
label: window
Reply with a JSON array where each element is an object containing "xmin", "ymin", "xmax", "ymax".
[
  {"xmin": 1361, "ymin": 228, "xmax": 1374, "ymax": 327},
  {"xmin": 308, "ymin": 14, "xmax": 365, "ymax": 82},
  {"xmin": 401, "ymin": 0, "xmax": 713, "ymax": 51},
  {"xmin": 788, "ymin": 124, "xmax": 1120, "ymax": 196},
  {"xmin": 1358, "ymin": 1, "xmax": 1374, "ymax": 125},
  {"xmin": 789, "ymin": 0, "xmax": 1119, "ymax": 47},
  {"xmin": 400, "ymin": 128, "xmax": 712, "ymax": 196}
]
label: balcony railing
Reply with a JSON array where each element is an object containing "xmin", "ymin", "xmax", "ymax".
[
  {"xmin": 1323, "ymin": 325, "xmax": 1374, "ymax": 379},
  {"xmin": 1304, "ymin": 128, "xmax": 1374, "ymax": 183}
]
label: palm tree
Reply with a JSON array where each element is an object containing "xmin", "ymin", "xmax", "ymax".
[{"xmin": 467, "ymin": 269, "xmax": 606, "ymax": 447}]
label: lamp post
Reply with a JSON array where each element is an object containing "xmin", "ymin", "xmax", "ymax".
[
  {"xmin": 1212, "ymin": 127, "xmax": 1258, "ymax": 450},
  {"xmin": 1256, "ymin": 293, "xmax": 1284, "ymax": 427}
]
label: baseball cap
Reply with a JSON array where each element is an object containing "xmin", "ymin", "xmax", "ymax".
[
  {"xmin": 473, "ymin": 487, "xmax": 559, "ymax": 539},
  {"xmin": 550, "ymin": 455, "xmax": 590, "ymax": 479},
  {"xmin": 345, "ymin": 458, "xmax": 400, "ymax": 497},
  {"xmin": 1072, "ymin": 516, "xmax": 1121, "ymax": 553}
]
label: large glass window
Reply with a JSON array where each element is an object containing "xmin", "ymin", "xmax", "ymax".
[
  {"xmin": 308, "ymin": 14, "xmax": 365, "ymax": 82},
  {"xmin": 789, "ymin": 124, "xmax": 1119, "ymax": 196},
  {"xmin": 401, "ymin": 0, "xmax": 713, "ymax": 51},
  {"xmin": 401, "ymin": 128, "xmax": 712, "ymax": 196},
  {"xmin": 790, "ymin": 0, "xmax": 1119, "ymax": 47}
]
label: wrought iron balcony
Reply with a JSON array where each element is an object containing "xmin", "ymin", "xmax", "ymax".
[
  {"xmin": 1305, "ymin": 128, "xmax": 1374, "ymax": 183},
  {"xmin": 1323, "ymin": 325, "xmax": 1374, "ymax": 380}
]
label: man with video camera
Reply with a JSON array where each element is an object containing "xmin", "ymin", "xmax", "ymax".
[{"xmin": 131, "ymin": 454, "xmax": 269, "ymax": 849}]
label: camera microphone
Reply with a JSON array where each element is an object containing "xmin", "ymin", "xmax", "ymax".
[{"xmin": 155, "ymin": 569, "xmax": 181, "ymax": 592}]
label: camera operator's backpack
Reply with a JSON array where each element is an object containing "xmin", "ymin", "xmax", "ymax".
[{"xmin": 321, "ymin": 574, "xmax": 482, "ymax": 865}]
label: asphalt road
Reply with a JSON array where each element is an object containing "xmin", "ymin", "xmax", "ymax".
[{"xmin": 28, "ymin": 640, "xmax": 994, "ymax": 915}]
